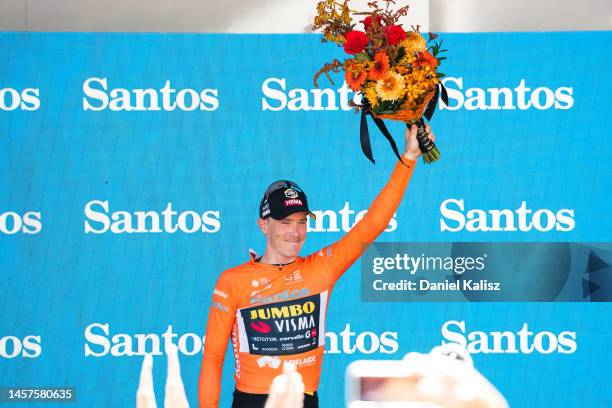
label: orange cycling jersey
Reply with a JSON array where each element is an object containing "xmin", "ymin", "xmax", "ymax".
[{"xmin": 198, "ymin": 159, "xmax": 416, "ymax": 407}]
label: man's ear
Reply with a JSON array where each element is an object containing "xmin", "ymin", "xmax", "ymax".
[{"xmin": 257, "ymin": 218, "xmax": 267, "ymax": 234}]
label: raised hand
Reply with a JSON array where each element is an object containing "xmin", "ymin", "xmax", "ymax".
[{"xmin": 403, "ymin": 123, "xmax": 435, "ymax": 162}]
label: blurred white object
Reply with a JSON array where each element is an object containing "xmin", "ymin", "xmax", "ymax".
[
  {"xmin": 428, "ymin": 343, "xmax": 473, "ymax": 367},
  {"xmin": 164, "ymin": 343, "xmax": 190, "ymax": 408},
  {"xmin": 2, "ymin": 0, "xmax": 610, "ymax": 32},
  {"xmin": 136, "ymin": 354, "xmax": 157, "ymax": 408},
  {"xmin": 136, "ymin": 344, "xmax": 189, "ymax": 408},
  {"xmin": 264, "ymin": 362, "xmax": 305, "ymax": 408},
  {"xmin": 430, "ymin": 0, "xmax": 611, "ymax": 31},
  {"xmin": 0, "ymin": 0, "xmax": 428, "ymax": 33},
  {"xmin": 346, "ymin": 344, "xmax": 508, "ymax": 408}
]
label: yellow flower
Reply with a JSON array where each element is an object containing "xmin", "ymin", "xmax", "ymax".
[
  {"xmin": 400, "ymin": 32, "xmax": 427, "ymax": 56},
  {"xmin": 398, "ymin": 54, "xmax": 417, "ymax": 69},
  {"xmin": 404, "ymin": 82, "xmax": 423, "ymax": 102},
  {"xmin": 364, "ymin": 84, "xmax": 379, "ymax": 108},
  {"xmin": 375, "ymin": 71, "xmax": 406, "ymax": 101},
  {"xmin": 409, "ymin": 68, "xmax": 427, "ymax": 83}
]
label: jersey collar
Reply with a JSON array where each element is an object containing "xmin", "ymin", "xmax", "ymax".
[{"xmin": 248, "ymin": 249, "xmax": 303, "ymax": 271}]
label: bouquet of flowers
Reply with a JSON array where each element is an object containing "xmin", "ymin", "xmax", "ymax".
[{"xmin": 313, "ymin": 0, "xmax": 449, "ymax": 164}]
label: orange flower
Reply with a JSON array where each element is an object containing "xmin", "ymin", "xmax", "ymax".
[
  {"xmin": 368, "ymin": 52, "xmax": 390, "ymax": 80},
  {"xmin": 400, "ymin": 32, "xmax": 427, "ymax": 55},
  {"xmin": 414, "ymin": 50, "xmax": 438, "ymax": 68},
  {"xmin": 345, "ymin": 69, "xmax": 367, "ymax": 91},
  {"xmin": 395, "ymin": 65, "xmax": 408, "ymax": 74}
]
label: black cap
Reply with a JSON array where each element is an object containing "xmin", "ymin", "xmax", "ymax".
[{"xmin": 259, "ymin": 180, "xmax": 315, "ymax": 220}]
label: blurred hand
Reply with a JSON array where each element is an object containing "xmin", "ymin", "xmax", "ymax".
[
  {"xmin": 136, "ymin": 345, "xmax": 189, "ymax": 408},
  {"xmin": 403, "ymin": 123, "xmax": 435, "ymax": 162},
  {"xmin": 164, "ymin": 343, "xmax": 189, "ymax": 408},
  {"xmin": 136, "ymin": 354, "xmax": 157, "ymax": 408},
  {"xmin": 264, "ymin": 362, "xmax": 304, "ymax": 408}
]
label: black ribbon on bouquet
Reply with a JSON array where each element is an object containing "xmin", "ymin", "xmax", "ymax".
[{"xmin": 359, "ymin": 82, "xmax": 449, "ymax": 165}]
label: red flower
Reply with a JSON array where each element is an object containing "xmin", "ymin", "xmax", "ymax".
[
  {"xmin": 385, "ymin": 25, "xmax": 406, "ymax": 45},
  {"xmin": 415, "ymin": 50, "xmax": 438, "ymax": 68},
  {"xmin": 343, "ymin": 30, "xmax": 369, "ymax": 54},
  {"xmin": 362, "ymin": 15, "xmax": 382, "ymax": 31}
]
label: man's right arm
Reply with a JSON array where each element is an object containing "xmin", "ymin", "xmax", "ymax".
[{"xmin": 198, "ymin": 274, "xmax": 236, "ymax": 408}]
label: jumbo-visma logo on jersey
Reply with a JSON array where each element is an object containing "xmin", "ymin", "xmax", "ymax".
[{"xmin": 236, "ymin": 292, "xmax": 328, "ymax": 356}]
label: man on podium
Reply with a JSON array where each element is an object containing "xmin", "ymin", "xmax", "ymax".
[{"xmin": 199, "ymin": 124, "xmax": 435, "ymax": 408}]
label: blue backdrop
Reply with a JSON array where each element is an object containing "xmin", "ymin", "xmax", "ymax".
[{"xmin": 1, "ymin": 32, "xmax": 611, "ymax": 407}]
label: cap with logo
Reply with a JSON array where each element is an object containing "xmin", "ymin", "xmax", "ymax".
[{"xmin": 259, "ymin": 180, "xmax": 315, "ymax": 220}]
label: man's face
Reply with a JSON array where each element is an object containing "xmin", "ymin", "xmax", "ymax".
[{"xmin": 259, "ymin": 212, "xmax": 308, "ymax": 260}]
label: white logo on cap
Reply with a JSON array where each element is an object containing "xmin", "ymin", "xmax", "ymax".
[
  {"xmin": 261, "ymin": 201, "xmax": 271, "ymax": 217},
  {"xmin": 284, "ymin": 199, "xmax": 303, "ymax": 207},
  {"xmin": 284, "ymin": 188, "xmax": 298, "ymax": 199}
]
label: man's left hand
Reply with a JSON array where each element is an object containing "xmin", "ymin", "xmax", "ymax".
[{"xmin": 403, "ymin": 123, "xmax": 435, "ymax": 162}]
